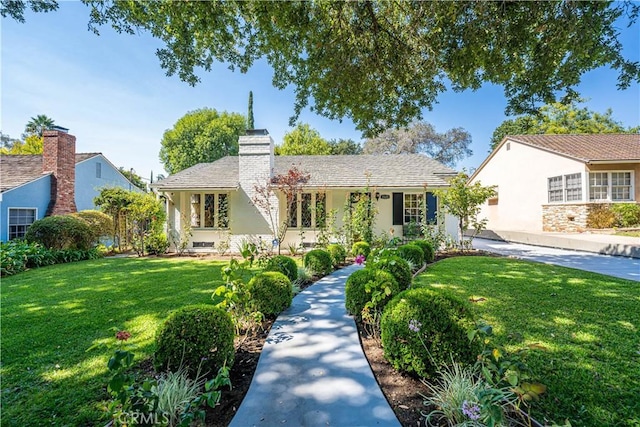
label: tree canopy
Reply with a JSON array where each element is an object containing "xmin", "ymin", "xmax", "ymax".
[
  {"xmin": 159, "ymin": 108, "xmax": 246, "ymax": 174},
  {"xmin": 363, "ymin": 121, "xmax": 472, "ymax": 167},
  {"xmin": 276, "ymin": 123, "xmax": 331, "ymax": 155},
  {"xmin": 329, "ymin": 138, "xmax": 362, "ymax": 155},
  {"xmin": 0, "ymin": 134, "xmax": 43, "ymax": 154},
  {"xmin": 4, "ymin": 1, "xmax": 639, "ymax": 136},
  {"xmin": 118, "ymin": 167, "xmax": 146, "ymax": 191},
  {"xmin": 490, "ymin": 101, "xmax": 640, "ymax": 150},
  {"xmin": 24, "ymin": 114, "xmax": 56, "ymax": 137}
]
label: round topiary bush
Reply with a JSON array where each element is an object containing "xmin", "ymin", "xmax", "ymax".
[
  {"xmin": 327, "ymin": 244, "xmax": 347, "ymax": 265},
  {"xmin": 25, "ymin": 215, "xmax": 94, "ymax": 250},
  {"xmin": 351, "ymin": 241, "xmax": 371, "ymax": 259},
  {"xmin": 366, "ymin": 255, "xmax": 412, "ymax": 290},
  {"xmin": 264, "ymin": 255, "xmax": 298, "ymax": 282},
  {"xmin": 72, "ymin": 210, "xmax": 113, "ymax": 242},
  {"xmin": 155, "ymin": 305, "xmax": 235, "ymax": 376},
  {"xmin": 345, "ymin": 268, "xmax": 400, "ymax": 318},
  {"xmin": 381, "ymin": 288, "xmax": 480, "ymax": 378},
  {"xmin": 247, "ymin": 271, "xmax": 293, "ymax": 316},
  {"xmin": 303, "ymin": 249, "xmax": 334, "ymax": 276},
  {"xmin": 411, "ymin": 240, "xmax": 435, "ymax": 263},
  {"xmin": 397, "ymin": 244, "xmax": 425, "ymax": 269}
]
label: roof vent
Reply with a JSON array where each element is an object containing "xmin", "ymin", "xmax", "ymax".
[
  {"xmin": 246, "ymin": 129, "xmax": 269, "ymax": 136},
  {"xmin": 49, "ymin": 125, "xmax": 69, "ymax": 133}
]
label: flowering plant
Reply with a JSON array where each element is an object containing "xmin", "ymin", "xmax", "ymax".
[{"xmin": 354, "ymin": 254, "xmax": 365, "ymax": 265}]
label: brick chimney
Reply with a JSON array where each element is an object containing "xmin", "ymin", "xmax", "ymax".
[{"xmin": 43, "ymin": 129, "xmax": 77, "ymax": 215}]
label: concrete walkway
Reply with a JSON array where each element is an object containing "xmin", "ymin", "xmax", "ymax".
[
  {"xmin": 473, "ymin": 238, "xmax": 640, "ymax": 282},
  {"xmin": 229, "ymin": 264, "xmax": 400, "ymax": 427}
]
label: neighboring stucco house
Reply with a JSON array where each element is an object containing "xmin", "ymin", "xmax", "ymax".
[
  {"xmin": 151, "ymin": 129, "xmax": 459, "ymax": 252},
  {"xmin": 469, "ymin": 134, "xmax": 640, "ymax": 233},
  {"xmin": 0, "ymin": 129, "xmax": 142, "ymax": 242}
]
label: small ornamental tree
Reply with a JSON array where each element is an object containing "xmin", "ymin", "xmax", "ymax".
[
  {"xmin": 434, "ymin": 172, "xmax": 496, "ymax": 250},
  {"xmin": 253, "ymin": 166, "xmax": 310, "ymax": 254}
]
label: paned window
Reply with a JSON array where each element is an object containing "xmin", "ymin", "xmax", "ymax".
[
  {"xmin": 9, "ymin": 208, "xmax": 36, "ymax": 240},
  {"xmin": 289, "ymin": 192, "xmax": 326, "ymax": 229},
  {"xmin": 190, "ymin": 193, "xmax": 230, "ymax": 228},
  {"xmin": 565, "ymin": 173, "xmax": 582, "ymax": 202},
  {"xmin": 589, "ymin": 172, "xmax": 633, "ymax": 201},
  {"xmin": 611, "ymin": 172, "xmax": 632, "ymax": 201},
  {"xmin": 404, "ymin": 193, "xmax": 424, "ymax": 224},
  {"xmin": 548, "ymin": 176, "xmax": 563, "ymax": 203}
]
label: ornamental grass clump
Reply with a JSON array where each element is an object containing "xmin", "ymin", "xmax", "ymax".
[
  {"xmin": 345, "ymin": 268, "xmax": 400, "ymax": 319},
  {"xmin": 155, "ymin": 305, "xmax": 235, "ymax": 377},
  {"xmin": 303, "ymin": 249, "xmax": 334, "ymax": 276},
  {"xmin": 247, "ymin": 271, "xmax": 293, "ymax": 316},
  {"xmin": 381, "ymin": 287, "xmax": 479, "ymax": 378},
  {"xmin": 264, "ymin": 255, "xmax": 298, "ymax": 282}
]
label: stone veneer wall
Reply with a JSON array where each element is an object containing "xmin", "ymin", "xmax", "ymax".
[{"xmin": 542, "ymin": 203, "xmax": 590, "ymax": 232}]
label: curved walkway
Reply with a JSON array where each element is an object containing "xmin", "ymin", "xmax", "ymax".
[
  {"xmin": 229, "ymin": 264, "xmax": 400, "ymax": 427},
  {"xmin": 473, "ymin": 238, "xmax": 640, "ymax": 282}
]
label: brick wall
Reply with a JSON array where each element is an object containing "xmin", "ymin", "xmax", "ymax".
[
  {"xmin": 542, "ymin": 203, "xmax": 589, "ymax": 232},
  {"xmin": 43, "ymin": 130, "xmax": 77, "ymax": 215}
]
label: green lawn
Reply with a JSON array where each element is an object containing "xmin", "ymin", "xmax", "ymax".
[
  {"xmin": 615, "ymin": 230, "xmax": 640, "ymax": 238},
  {"xmin": 415, "ymin": 257, "xmax": 640, "ymax": 427},
  {"xmin": 1, "ymin": 257, "xmax": 226, "ymax": 426}
]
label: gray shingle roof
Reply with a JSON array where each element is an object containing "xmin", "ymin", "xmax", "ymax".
[
  {"xmin": 0, "ymin": 153, "xmax": 100, "ymax": 192},
  {"xmin": 152, "ymin": 154, "xmax": 457, "ymax": 190},
  {"xmin": 506, "ymin": 134, "xmax": 640, "ymax": 162}
]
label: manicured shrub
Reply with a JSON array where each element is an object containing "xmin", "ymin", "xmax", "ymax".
[
  {"xmin": 411, "ymin": 239, "xmax": 435, "ymax": 263},
  {"xmin": 397, "ymin": 244, "xmax": 425, "ymax": 268},
  {"xmin": 586, "ymin": 204, "xmax": 616, "ymax": 229},
  {"xmin": 351, "ymin": 241, "xmax": 371, "ymax": 259},
  {"xmin": 303, "ymin": 249, "xmax": 334, "ymax": 276},
  {"xmin": 25, "ymin": 215, "xmax": 94, "ymax": 250},
  {"xmin": 327, "ymin": 244, "xmax": 347, "ymax": 265},
  {"xmin": 381, "ymin": 288, "xmax": 479, "ymax": 378},
  {"xmin": 610, "ymin": 203, "xmax": 640, "ymax": 227},
  {"xmin": 264, "ymin": 255, "xmax": 298, "ymax": 282},
  {"xmin": 146, "ymin": 233, "xmax": 170, "ymax": 255},
  {"xmin": 72, "ymin": 210, "xmax": 113, "ymax": 242},
  {"xmin": 155, "ymin": 305, "xmax": 235, "ymax": 377},
  {"xmin": 247, "ymin": 271, "xmax": 293, "ymax": 316},
  {"xmin": 345, "ymin": 268, "xmax": 400, "ymax": 318},
  {"xmin": 367, "ymin": 255, "xmax": 412, "ymax": 290}
]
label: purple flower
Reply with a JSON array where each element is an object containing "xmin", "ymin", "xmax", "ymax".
[
  {"xmin": 408, "ymin": 319, "xmax": 422, "ymax": 333},
  {"xmin": 462, "ymin": 400, "xmax": 481, "ymax": 421},
  {"xmin": 354, "ymin": 254, "xmax": 365, "ymax": 265}
]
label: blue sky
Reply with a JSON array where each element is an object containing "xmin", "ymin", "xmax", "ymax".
[{"xmin": 2, "ymin": 2, "xmax": 639, "ymax": 181}]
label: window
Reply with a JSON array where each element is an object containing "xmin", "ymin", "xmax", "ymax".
[
  {"xmin": 190, "ymin": 193, "xmax": 229, "ymax": 228},
  {"xmin": 96, "ymin": 162, "xmax": 102, "ymax": 178},
  {"xmin": 589, "ymin": 171, "xmax": 633, "ymax": 201},
  {"xmin": 289, "ymin": 192, "xmax": 326, "ymax": 229},
  {"xmin": 9, "ymin": 208, "xmax": 36, "ymax": 240},
  {"xmin": 548, "ymin": 173, "xmax": 583, "ymax": 203},
  {"xmin": 404, "ymin": 193, "xmax": 424, "ymax": 224}
]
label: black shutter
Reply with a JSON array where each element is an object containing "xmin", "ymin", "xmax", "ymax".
[
  {"xmin": 392, "ymin": 193, "xmax": 403, "ymax": 225},
  {"xmin": 426, "ymin": 192, "xmax": 437, "ymax": 223}
]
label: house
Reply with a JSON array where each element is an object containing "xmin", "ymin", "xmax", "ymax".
[
  {"xmin": 0, "ymin": 129, "xmax": 142, "ymax": 242},
  {"xmin": 151, "ymin": 129, "xmax": 459, "ymax": 252},
  {"xmin": 468, "ymin": 134, "xmax": 640, "ymax": 233}
]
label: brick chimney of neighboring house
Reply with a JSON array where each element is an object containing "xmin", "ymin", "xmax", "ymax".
[{"xmin": 43, "ymin": 129, "xmax": 77, "ymax": 215}]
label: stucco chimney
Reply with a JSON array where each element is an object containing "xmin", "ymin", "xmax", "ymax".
[{"xmin": 43, "ymin": 129, "xmax": 77, "ymax": 215}]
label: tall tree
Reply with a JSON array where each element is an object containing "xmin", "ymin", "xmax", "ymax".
[
  {"xmin": 0, "ymin": 134, "xmax": 43, "ymax": 154},
  {"xmin": 276, "ymin": 123, "xmax": 332, "ymax": 155},
  {"xmin": 247, "ymin": 91, "xmax": 255, "ymax": 129},
  {"xmin": 490, "ymin": 102, "xmax": 640, "ymax": 150},
  {"xmin": 159, "ymin": 108, "xmax": 246, "ymax": 174},
  {"xmin": 24, "ymin": 114, "xmax": 55, "ymax": 137},
  {"xmin": 118, "ymin": 167, "xmax": 146, "ymax": 191},
  {"xmin": 363, "ymin": 121, "xmax": 472, "ymax": 167},
  {"xmin": 6, "ymin": 1, "xmax": 637, "ymax": 137},
  {"xmin": 328, "ymin": 139, "xmax": 362, "ymax": 155}
]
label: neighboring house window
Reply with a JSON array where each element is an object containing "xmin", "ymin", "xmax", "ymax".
[
  {"xmin": 8, "ymin": 208, "xmax": 36, "ymax": 240},
  {"xmin": 96, "ymin": 162, "xmax": 102, "ymax": 178},
  {"xmin": 548, "ymin": 173, "xmax": 582, "ymax": 203},
  {"xmin": 190, "ymin": 193, "xmax": 229, "ymax": 228},
  {"xmin": 289, "ymin": 192, "xmax": 326, "ymax": 229},
  {"xmin": 404, "ymin": 193, "xmax": 424, "ymax": 224},
  {"xmin": 589, "ymin": 171, "xmax": 633, "ymax": 201}
]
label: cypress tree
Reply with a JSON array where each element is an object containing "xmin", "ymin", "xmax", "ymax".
[{"xmin": 247, "ymin": 91, "xmax": 255, "ymax": 129}]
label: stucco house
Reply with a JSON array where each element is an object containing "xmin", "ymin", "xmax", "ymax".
[
  {"xmin": 151, "ymin": 129, "xmax": 459, "ymax": 252},
  {"xmin": 0, "ymin": 129, "xmax": 142, "ymax": 242},
  {"xmin": 469, "ymin": 134, "xmax": 640, "ymax": 233}
]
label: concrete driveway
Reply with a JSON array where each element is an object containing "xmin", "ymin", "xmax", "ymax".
[{"xmin": 473, "ymin": 238, "xmax": 640, "ymax": 282}]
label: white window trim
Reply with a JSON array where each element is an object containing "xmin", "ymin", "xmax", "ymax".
[
  {"xmin": 7, "ymin": 207, "xmax": 38, "ymax": 240},
  {"xmin": 403, "ymin": 192, "xmax": 425, "ymax": 224},
  {"xmin": 547, "ymin": 172, "xmax": 584, "ymax": 204},
  {"xmin": 188, "ymin": 192, "xmax": 230, "ymax": 230},
  {"xmin": 288, "ymin": 192, "xmax": 327, "ymax": 229},
  {"xmin": 588, "ymin": 170, "xmax": 635, "ymax": 203}
]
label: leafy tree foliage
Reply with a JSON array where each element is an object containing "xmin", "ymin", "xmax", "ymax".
[
  {"xmin": 0, "ymin": 134, "xmax": 43, "ymax": 154},
  {"xmin": 6, "ymin": 1, "xmax": 637, "ymax": 136},
  {"xmin": 159, "ymin": 108, "xmax": 246, "ymax": 174},
  {"xmin": 276, "ymin": 123, "xmax": 331, "ymax": 155},
  {"xmin": 363, "ymin": 121, "xmax": 471, "ymax": 167},
  {"xmin": 434, "ymin": 172, "xmax": 496, "ymax": 249},
  {"xmin": 24, "ymin": 114, "xmax": 56, "ymax": 137},
  {"xmin": 490, "ymin": 101, "xmax": 640, "ymax": 150},
  {"xmin": 329, "ymin": 138, "xmax": 362, "ymax": 155},
  {"xmin": 0, "ymin": 132, "xmax": 20, "ymax": 151},
  {"xmin": 118, "ymin": 167, "xmax": 146, "ymax": 191}
]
